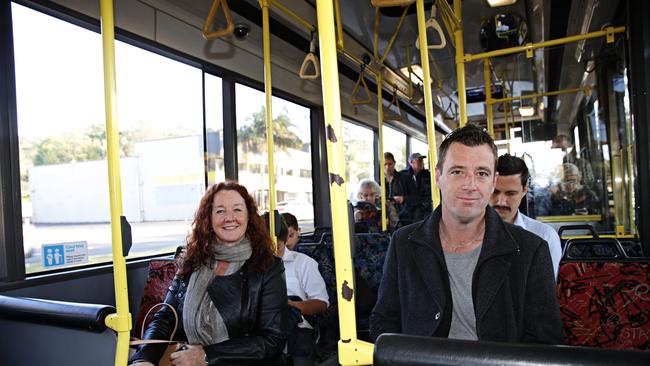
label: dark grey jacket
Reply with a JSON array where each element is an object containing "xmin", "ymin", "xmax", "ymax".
[
  {"xmin": 130, "ymin": 257, "xmax": 288, "ymax": 365},
  {"xmin": 370, "ymin": 205, "xmax": 564, "ymax": 344}
]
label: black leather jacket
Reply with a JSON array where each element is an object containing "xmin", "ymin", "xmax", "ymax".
[{"xmin": 130, "ymin": 257, "xmax": 288, "ymax": 365}]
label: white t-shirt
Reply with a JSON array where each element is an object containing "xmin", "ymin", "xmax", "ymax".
[
  {"xmin": 514, "ymin": 210, "xmax": 562, "ymax": 279},
  {"xmin": 281, "ymin": 249, "xmax": 329, "ymax": 328}
]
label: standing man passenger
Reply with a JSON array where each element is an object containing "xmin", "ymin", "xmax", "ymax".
[
  {"xmin": 370, "ymin": 124, "xmax": 564, "ymax": 344},
  {"xmin": 490, "ymin": 154, "xmax": 562, "ymax": 279},
  {"xmin": 400, "ymin": 152, "xmax": 433, "ymax": 223}
]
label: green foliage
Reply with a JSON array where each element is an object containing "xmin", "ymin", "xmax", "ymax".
[{"xmin": 238, "ymin": 106, "xmax": 303, "ymax": 153}]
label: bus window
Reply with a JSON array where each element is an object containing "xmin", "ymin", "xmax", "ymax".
[
  {"xmin": 342, "ymin": 119, "xmax": 374, "ymax": 201},
  {"xmin": 383, "ymin": 125, "xmax": 407, "ymax": 172},
  {"xmin": 205, "ymin": 74, "xmax": 226, "ymax": 186},
  {"xmin": 235, "ymin": 83, "xmax": 314, "ymax": 226},
  {"xmin": 13, "ymin": 3, "xmax": 205, "ymax": 273}
]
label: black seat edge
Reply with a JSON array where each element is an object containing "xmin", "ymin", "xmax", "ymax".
[
  {"xmin": 374, "ymin": 334, "xmax": 650, "ymax": 366},
  {"xmin": 0, "ymin": 294, "xmax": 116, "ymax": 332}
]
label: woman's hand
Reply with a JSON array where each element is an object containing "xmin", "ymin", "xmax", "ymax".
[{"xmin": 170, "ymin": 344, "xmax": 207, "ymax": 366}]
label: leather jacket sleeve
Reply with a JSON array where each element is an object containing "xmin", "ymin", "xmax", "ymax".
[
  {"xmin": 129, "ymin": 275, "xmax": 186, "ymax": 364},
  {"xmin": 523, "ymin": 242, "xmax": 565, "ymax": 344},
  {"xmin": 204, "ymin": 258, "xmax": 288, "ymax": 365}
]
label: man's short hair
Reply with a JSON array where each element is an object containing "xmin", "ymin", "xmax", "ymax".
[
  {"xmin": 384, "ymin": 152, "xmax": 395, "ymax": 162},
  {"xmin": 281, "ymin": 212, "xmax": 299, "ymax": 230},
  {"xmin": 497, "ymin": 154, "xmax": 530, "ymax": 187},
  {"xmin": 436, "ymin": 124, "xmax": 497, "ymax": 171}
]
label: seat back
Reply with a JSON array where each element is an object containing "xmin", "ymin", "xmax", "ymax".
[
  {"xmin": 557, "ymin": 259, "xmax": 650, "ymax": 349},
  {"xmin": 133, "ymin": 258, "xmax": 178, "ymax": 337}
]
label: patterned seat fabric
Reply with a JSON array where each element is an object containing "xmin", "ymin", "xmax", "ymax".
[
  {"xmin": 557, "ymin": 261, "xmax": 650, "ymax": 350},
  {"xmin": 133, "ymin": 259, "xmax": 178, "ymax": 337}
]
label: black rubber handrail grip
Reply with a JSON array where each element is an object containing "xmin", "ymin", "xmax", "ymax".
[
  {"xmin": 374, "ymin": 334, "xmax": 650, "ymax": 366},
  {"xmin": 0, "ymin": 294, "xmax": 116, "ymax": 332}
]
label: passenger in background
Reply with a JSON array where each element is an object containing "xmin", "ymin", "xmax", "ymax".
[
  {"xmin": 550, "ymin": 163, "xmax": 599, "ymax": 215},
  {"xmin": 354, "ymin": 179, "xmax": 399, "ymax": 232},
  {"xmin": 399, "ymin": 152, "xmax": 433, "ymax": 223},
  {"xmin": 371, "ymin": 124, "xmax": 564, "ymax": 345},
  {"xmin": 383, "ymin": 152, "xmax": 409, "ymax": 213},
  {"xmin": 490, "ymin": 154, "xmax": 562, "ymax": 279},
  {"xmin": 281, "ymin": 212, "xmax": 301, "ymax": 250},
  {"xmin": 129, "ymin": 182, "xmax": 287, "ymax": 366},
  {"xmin": 263, "ymin": 213, "xmax": 329, "ymax": 366}
]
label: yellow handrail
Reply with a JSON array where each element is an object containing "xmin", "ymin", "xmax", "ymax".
[
  {"xmin": 260, "ymin": 0, "xmax": 277, "ymax": 247},
  {"xmin": 300, "ymin": 33, "xmax": 320, "ymax": 80},
  {"xmin": 491, "ymin": 87, "xmax": 590, "ymax": 104},
  {"xmin": 373, "ymin": 6, "xmax": 409, "ymax": 63},
  {"xmin": 484, "ymin": 59, "xmax": 494, "ymax": 137},
  {"xmin": 377, "ymin": 73, "xmax": 388, "ymax": 232},
  {"xmin": 270, "ymin": 0, "xmax": 316, "ymax": 33},
  {"xmin": 453, "ymin": 0, "xmax": 467, "ymax": 126},
  {"xmin": 416, "ymin": 0, "xmax": 440, "ymax": 207},
  {"xmin": 315, "ymin": 0, "xmax": 374, "ymax": 364},
  {"xmin": 464, "ymin": 26, "xmax": 626, "ymax": 62},
  {"xmin": 415, "ymin": 4, "xmax": 446, "ymax": 50},
  {"xmin": 98, "ymin": 1, "xmax": 131, "ymax": 366},
  {"xmin": 202, "ymin": 0, "xmax": 235, "ymax": 39}
]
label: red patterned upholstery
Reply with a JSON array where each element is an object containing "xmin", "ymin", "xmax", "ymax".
[
  {"xmin": 133, "ymin": 259, "xmax": 178, "ymax": 337},
  {"xmin": 557, "ymin": 261, "xmax": 650, "ymax": 350}
]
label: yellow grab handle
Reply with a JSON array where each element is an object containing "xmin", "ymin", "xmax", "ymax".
[{"xmin": 202, "ymin": 0, "xmax": 235, "ymax": 39}]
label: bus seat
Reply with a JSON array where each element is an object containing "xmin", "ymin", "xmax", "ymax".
[
  {"xmin": 374, "ymin": 333, "xmax": 650, "ymax": 366},
  {"xmin": 557, "ymin": 258, "xmax": 650, "ymax": 350},
  {"xmin": 133, "ymin": 258, "xmax": 178, "ymax": 337},
  {"xmin": 0, "ymin": 295, "xmax": 117, "ymax": 366}
]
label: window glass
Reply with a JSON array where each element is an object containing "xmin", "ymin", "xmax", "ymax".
[
  {"xmin": 342, "ymin": 120, "xmax": 374, "ymax": 201},
  {"xmin": 383, "ymin": 125, "xmax": 407, "ymax": 171},
  {"xmin": 205, "ymin": 74, "xmax": 226, "ymax": 185},
  {"xmin": 411, "ymin": 137, "xmax": 429, "ymax": 166},
  {"xmin": 235, "ymin": 84, "xmax": 313, "ymax": 226},
  {"xmin": 13, "ymin": 3, "xmax": 205, "ymax": 273}
]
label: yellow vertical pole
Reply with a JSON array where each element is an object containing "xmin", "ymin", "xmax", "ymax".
[
  {"xmin": 454, "ymin": 0, "xmax": 467, "ymax": 126},
  {"xmin": 484, "ymin": 59, "xmax": 494, "ymax": 137},
  {"xmin": 260, "ymin": 0, "xmax": 277, "ymax": 246},
  {"xmin": 377, "ymin": 73, "xmax": 387, "ymax": 232},
  {"xmin": 98, "ymin": 1, "xmax": 131, "ymax": 366},
  {"xmin": 334, "ymin": 0, "xmax": 345, "ymax": 49},
  {"xmin": 315, "ymin": 0, "xmax": 373, "ymax": 364},
  {"xmin": 416, "ymin": 0, "xmax": 440, "ymax": 207},
  {"xmin": 628, "ymin": 146, "xmax": 635, "ymax": 234},
  {"xmin": 504, "ymin": 101, "xmax": 511, "ymax": 154}
]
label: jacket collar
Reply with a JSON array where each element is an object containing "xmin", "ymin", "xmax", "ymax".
[{"xmin": 407, "ymin": 204, "xmax": 521, "ymax": 324}]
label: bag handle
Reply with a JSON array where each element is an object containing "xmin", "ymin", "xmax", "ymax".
[{"xmin": 130, "ymin": 302, "xmax": 179, "ymax": 346}]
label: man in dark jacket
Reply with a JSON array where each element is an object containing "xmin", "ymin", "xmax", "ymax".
[
  {"xmin": 370, "ymin": 124, "xmax": 564, "ymax": 344},
  {"xmin": 399, "ymin": 152, "xmax": 433, "ymax": 223}
]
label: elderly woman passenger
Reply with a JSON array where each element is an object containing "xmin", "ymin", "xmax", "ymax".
[
  {"xmin": 354, "ymin": 179, "xmax": 399, "ymax": 231},
  {"xmin": 129, "ymin": 181, "xmax": 288, "ymax": 366}
]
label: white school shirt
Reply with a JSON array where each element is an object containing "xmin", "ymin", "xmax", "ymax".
[
  {"xmin": 513, "ymin": 210, "xmax": 562, "ymax": 280},
  {"xmin": 281, "ymin": 249, "xmax": 330, "ymax": 328}
]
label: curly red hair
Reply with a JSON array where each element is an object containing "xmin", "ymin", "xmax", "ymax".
[{"xmin": 179, "ymin": 181, "xmax": 275, "ymax": 277}]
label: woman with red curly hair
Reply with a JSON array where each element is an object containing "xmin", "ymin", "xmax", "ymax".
[{"xmin": 130, "ymin": 181, "xmax": 288, "ymax": 366}]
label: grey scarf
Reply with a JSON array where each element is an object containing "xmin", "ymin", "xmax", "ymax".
[{"xmin": 183, "ymin": 238, "xmax": 252, "ymax": 345}]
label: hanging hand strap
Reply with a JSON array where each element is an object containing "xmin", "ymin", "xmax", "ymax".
[
  {"xmin": 300, "ymin": 33, "xmax": 320, "ymax": 80},
  {"xmin": 202, "ymin": 0, "xmax": 235, "ymax": 40},
  {"xmin": 384, "ymin": 86, "xmax": 403, "ymax": 122},
  {"xmin": 415, "ymin": 4, "xmax": 446, "ymax": 50},
  {"xmin": 129, "ymin": 302, "xmax": 179, "ymax": 346},
  {"xmin": 350, "ymin": 65, "xmax": 372, "ymax": 105}
]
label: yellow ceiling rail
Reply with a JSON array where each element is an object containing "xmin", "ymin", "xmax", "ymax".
[
  {"xmin": 349, "ymin": 64, "xmax": 373, "ymax": 105},
  {"xmin": 373, "ymin": 6, "xmax": 409, "ymax": 63},
  {"xmin": 464, "ymin": 26, "xmax": 626, "ymax": 62},
  {"xmin": 98, "ymin": 1, "xmax": 131, "ymax": 366},
  {"xmin": 334, "ymin": 0, "xmax": 345, "ymax": 49},
  {"xmin": 300, "ymin": 32, "xmax": 320, "ymax": 79},
  {"xmin": 270, "ymin": 0, "xmax": 315, "ymax": 33},
  {"xmin": 435, "ymin": 0, "xmax": 459, "ymax": 48},
  {"xmin": 491, "ymin": 86, "xmax": 590, "ymax": 104},
  {"xmin": 202, "ymin": 0, "xmax": 235, "ymax": 39},
  {"xmin": 315, "ymin": 0, "xmax": 374, "ymax": 364}
]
